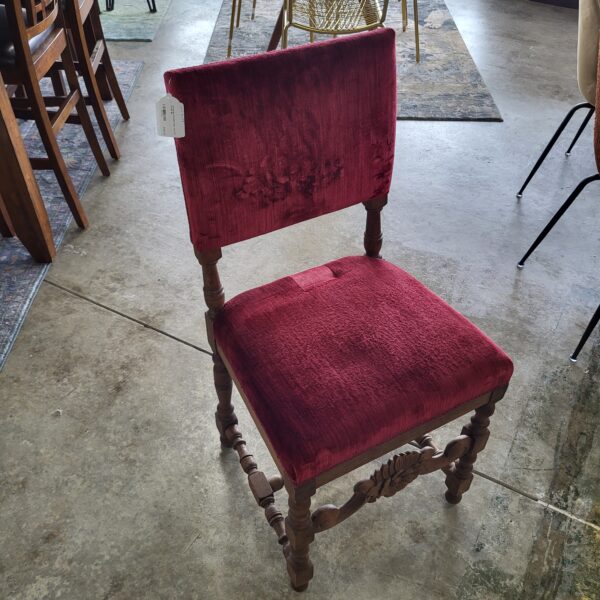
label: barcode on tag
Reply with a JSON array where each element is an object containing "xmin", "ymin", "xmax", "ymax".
[{"xmin": 156, "ymin": 93, "xmax": 185, "ymax": 138}]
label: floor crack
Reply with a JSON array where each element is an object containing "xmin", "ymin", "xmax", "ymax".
[{"xmin": 44, "ymin": 279, "xmax": 212, "ymax": 356}]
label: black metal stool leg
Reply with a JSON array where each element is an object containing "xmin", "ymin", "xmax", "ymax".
[
  {"xmin": 570, "ymin": 303, "xmax": 600, "ymax": 362},
  {"xmin": 517, "ymin": 174, "xmax": 600, "ymax": 268},
  {"xmin": 105, "ymin": 0, "xmax": 114, "ymax": 11},
  {"xmin": 147, "ymin": 0, "xmax": 157, "ymax": 12},
  {"xmin": 516, "ymin": 102, "xmax": 594, "ymax": 199},
  {"xmin": 565, "ymin": 106, "xmax": 595, "ymax": 157}
]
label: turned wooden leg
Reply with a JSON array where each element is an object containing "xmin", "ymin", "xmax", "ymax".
[
  {"xmin": 285, "ymin": 484, "xmax": 315, "ymax": 592},
  {"xmin": 213, "ymin": 351, "xmax": 238, "ymax": 447},
  {"xmin": 444, "ymin": 399, "xmax": 496, "ymax": 504}
]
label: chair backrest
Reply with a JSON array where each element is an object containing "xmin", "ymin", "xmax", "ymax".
[
  {"xmin": 5, "ymin": 0, "xmax": 58, "ymax": 40},
  {"xmin": 164, "ymin": 28, "xmax": 396, "ymax": 252}
]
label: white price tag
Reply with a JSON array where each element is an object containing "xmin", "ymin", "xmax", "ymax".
[{"xmin": 156, "ymin": 93, "xmax": 185, "ymax": 138}]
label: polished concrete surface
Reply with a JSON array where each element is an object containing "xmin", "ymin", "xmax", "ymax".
[{"xmin": 1, "ymin": 0, "xmax": 599, "ymax": 598}]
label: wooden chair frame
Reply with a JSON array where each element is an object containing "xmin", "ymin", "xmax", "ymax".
[
  {"xmin": 2, "ymin": 0, "xmax": 110, "ymax": 228},
  {"xmin": 195, "ymin": 196, "xmax": 508, "ymax": 591},
  {"xmin": 63, "ymin": 0, "xmax": 129, "ymax": 114},
  {"xmin": 0, "ymin": 73, "xmax": 55, "ymax": 261},
  {"xmin": 57, "ymin": 0, "xmax": 126, "ymax": 161}
]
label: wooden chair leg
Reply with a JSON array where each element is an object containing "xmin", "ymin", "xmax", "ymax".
[
  {"xmin": 444, "ymin": 400, "xmax": 496, "ymax": 504},
  {"xmin": 84, "ymin": 16, "xmax": 113, "ymax": 101},
  {"xmin": 50, "ymin": 67, "xmax": 67, "ymax": 96},
  {"xmin": 285, "ymin": 484, "xmax": 315, "ymax": 592},
  {"xmin": 22, "ymin": 78, "xmax": 89, "ymax": 229},
  {"xmin": 99, "ymin": 53, "xmax": 129, "ymax": 121},
  {"xmin": 0, "ymin": 194, "xmax": 15, "ymax": 237},
  {"xmin": 61, "ymin": 45, "xmax": 111, "ymax": 176},
  {"xmin": 88, "ymin": 5, "xmax": 130, "ymax": 119},
  {"xmin": 213, "ymin": 352, "xmax": 239, "ymax": 447},
  {"xmin": 67, "ymin": 4, "xmax": 121, "ymax": 160}
]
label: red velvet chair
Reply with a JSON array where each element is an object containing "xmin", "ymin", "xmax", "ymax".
[{"xmin": 165, "ymin": 29, "xmax": 513, "ymax": 592}]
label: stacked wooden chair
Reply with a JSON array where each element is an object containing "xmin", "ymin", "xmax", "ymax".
[
  {"xmin": 0, "ymin": 0, "xmax": 129, "ymax": 230},
  {"xmin": 59, "ymin": 0, "xmax": 129, "ymax": 159},
  {"xmin": 165, "ymin": 30, "xmax": 513, "ymax": 591}
]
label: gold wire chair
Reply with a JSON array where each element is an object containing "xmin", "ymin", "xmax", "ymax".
[
  {"xmin": 282, "ymin": 0, "xmax": 388, "ymax": 47},
  {"xmin": 281, "ymin": 0, "xmax": 420, "ymax": 62},
  {"xmin": 227, "ymin": 0, "xmax": 420, "ymax": 63}
]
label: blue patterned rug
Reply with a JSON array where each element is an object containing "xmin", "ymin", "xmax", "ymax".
[{"xmin": 0, "ymin": 61, "xmax": 143, "ymax": 372}]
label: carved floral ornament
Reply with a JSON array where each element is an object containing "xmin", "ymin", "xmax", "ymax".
[{"xmin": 311, "ymin": 434, "xmax": 473, "ymax": 533}]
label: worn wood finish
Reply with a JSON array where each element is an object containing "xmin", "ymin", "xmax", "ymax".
[
  {"xmin": 2, "ymin": 0, "xmax": 110, "ymax": 228},
  {"xmin": 0, "ymin": 74, "xmax": 55, "ymax": 261},
  {"xmin": 194, "ymin": 201, "xmax": 510, "ymax": 591}
]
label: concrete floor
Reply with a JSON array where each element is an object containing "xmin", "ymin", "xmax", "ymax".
[{"xmin": 1, "ymin": 0, "xmax": 600, "ymax": 598}]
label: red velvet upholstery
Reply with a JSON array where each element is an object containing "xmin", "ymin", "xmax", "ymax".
[
  {"xmin": 215, "ymin": 256, "xmax": 514, "ymax": 485},
  {"xmin": 164, "ymin": 29, "xmax": 396, "ymax": 251}
]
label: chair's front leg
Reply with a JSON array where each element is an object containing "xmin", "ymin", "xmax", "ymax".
[
  {"xmin": 285, "ymin": 483, "xmax": 316, "ymax": 592},
  {"xmin": 195, "ymin": 248, "xmax": 238, "ymax": 447},
  {"xmin": 444, "ymin": 398, "xmax": 496, "ymax": 504},
  {"xmin": 212, "ymin": 351, "xmax": 238, "ymax": 447}
]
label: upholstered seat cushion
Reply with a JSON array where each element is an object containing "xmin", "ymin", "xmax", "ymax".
[
  {"xmin": 0, "ymin": 5, "xmax": 55, "ymax": 68},
  {"xmin": 214, "ymin": 256, "xmax": 514, "ymax": 485}
]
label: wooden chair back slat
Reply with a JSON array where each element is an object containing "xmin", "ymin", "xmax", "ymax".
[
  {"xmin": 6, "ymin": 0, "xmax": 58, "ymax": 36},
  {"xmin": 26, "ymin": 3, "xmax": 58, "ymax": 38}
]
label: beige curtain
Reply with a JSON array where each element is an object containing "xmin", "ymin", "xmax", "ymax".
[{"xmin": 578, "ymin": 0, "xmax": 600, "ymax": 104}]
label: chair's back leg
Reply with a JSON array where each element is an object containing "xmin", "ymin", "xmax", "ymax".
[
  {"xmin": 66, "ymin": 0, "xmax": 121, "ymax": 160},
  {"xmin": 88, "ymin": 3, "xmax": 130, "ymax": 119},
  {"xmin": 60, "ymin": 44, "xmax": 110, "ymax": 176},
  {"xmin": 21, "ymin": 73, "xmax": 89, "ymax": 229},
  {"xmin": 49, "ymin": 68, "xmax": 67, "ymax": 96}
]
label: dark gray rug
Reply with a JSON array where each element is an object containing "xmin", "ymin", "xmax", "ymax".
[{"xmin": 204, "ymin": 0, "xmax": 502, "ymax": 121}]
